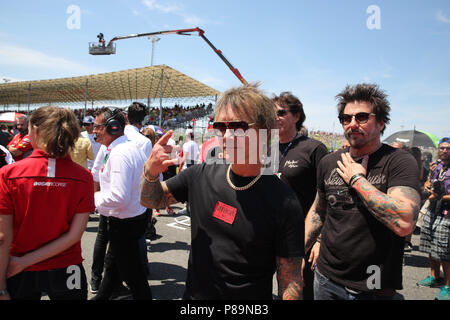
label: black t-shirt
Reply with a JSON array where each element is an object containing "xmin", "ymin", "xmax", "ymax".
[
  {"xmin": 316, "ymin": 144, "xmax": 420, "ymax": 292},
  {"xmin": 279, "ymin": 135, "xmax": 328, "ymax": 216},
  {"xmin": 166, "ymin": 163, "xmax": 304, "ymax": 300}
]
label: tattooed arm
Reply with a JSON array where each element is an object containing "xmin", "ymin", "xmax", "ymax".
[
  {"xmin": 276, "ymin": 257, "xmax": 303, "ymax": 300},
  {"xmin": 139, "ymin": 130, "xmax": 179, "ymax": 209},
  {"xmin": 304, "ymin": 191, "xmax": 327, "ymax": 253},
  {"xmin": 336, "ymin": 152, "xmax": 420, "ymax": 237},
  {"xmin": 140, "ymin": 177, "xmax": 177, "ymax": 209},
  {"xmin": 352, "ymin": 179, "xmax": 420, "ymax": 237}
]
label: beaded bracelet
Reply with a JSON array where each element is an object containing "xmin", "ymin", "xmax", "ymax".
[{"xmin": 349, "ymin": 173, "xmax": 365, "ymax": 187}]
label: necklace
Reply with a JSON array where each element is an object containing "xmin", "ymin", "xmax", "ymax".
[{"xmin": 226, "ymin": 164, "xmax": 262, "ymax": 191}]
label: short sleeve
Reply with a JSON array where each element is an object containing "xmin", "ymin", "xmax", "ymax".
[
  {"xmin": 165, "ymin": 165, "xmax": 197, "ymax": 203},
  {"xmin": 312, "ymin": 143, "xmax": 329, "ymax": 171},
  {"xmin": 16, "ymin": 136, "xmax": 32, "ymax": 153},
  {"xmin": 388, "ymin": 151, "xmax": 420, "ymax": 193}
]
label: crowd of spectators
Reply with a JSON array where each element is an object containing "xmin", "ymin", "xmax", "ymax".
[{"xmin": 309, "ymin": 130, "xmax": 346, "ymax": 151}]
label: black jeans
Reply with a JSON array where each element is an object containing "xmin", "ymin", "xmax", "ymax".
[
  {"xmin": 91, "ymin": 214, "xmax": 108, "ymax": 284},
  {"xmin": 7, "ymin": 263, "xmax": 87, "ymax": 300},
  {"xmin": 92, "ymin": 214, "xmax": 149, "ymax": 286},
  {"xmin": 93, "ymin": 212, "xmax": 152, "ymax": 300}
]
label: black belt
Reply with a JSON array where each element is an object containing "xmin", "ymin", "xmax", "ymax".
[{"xmin": 108, "ymin": 211, "xmax": 148, "ymax": 222}]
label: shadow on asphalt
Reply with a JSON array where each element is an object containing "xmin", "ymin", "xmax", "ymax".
[
  {"xmin": 148, "ymin": 262, "xmax": 187, "ymax": 300},
  {"xmin": 149, "ymin": 240, "xmax": 190, "ymax": 253}
]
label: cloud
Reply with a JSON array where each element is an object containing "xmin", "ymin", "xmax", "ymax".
[
  {"xmin": 142, "ymin": 0, "xmax": 182, "ymax": 14},
  {"xmin": 436, "ymin": 10, "xmax": 450, "ymax": 24},
  {"xmin": 0, "ymin": 43, "xmax": 98, "ymax": 76},
  {"xmin": 141, "ymin": 0, "xmax": 208, "ymax": 26}
]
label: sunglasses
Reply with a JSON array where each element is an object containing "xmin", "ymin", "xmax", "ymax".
[
  {"xmin": 276, "ymin": 109, "xmax": 289, "ymax": 117},
  {"xmin": 338, "ymin": 112, "xmax": 376, "ymax": 125},
  {"xmin": 212, "ymin": 121, "xmax": 254, "ymax": 137},
  {"xmin": 439, "ymin": 147, "xmax": 450, "ymax": 151}
]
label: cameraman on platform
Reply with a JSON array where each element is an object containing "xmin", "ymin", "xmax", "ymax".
[{"xmin": 418, "ymin": 137, "xmax": 450, "ymax": 300}]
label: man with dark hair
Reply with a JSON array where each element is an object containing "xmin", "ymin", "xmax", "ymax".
[
  {"xmin": 125, "ymin": 102, "xmax": 152, "ymax": 158},
  {"xmin": 273, "ymin": 92, "xmax": 328, "ymax": 300},
  {"xmin": 305, "ymin": 83, "xmax": 421, "ymax": 300},
  {"xmin": 90, "ymin": 107, "xmax": 152, "ymax": 300}
]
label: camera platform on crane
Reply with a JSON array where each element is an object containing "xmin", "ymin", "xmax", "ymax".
[{"xmin": 89, "ymin": 42, "xmax": 116, "ymax": 55}]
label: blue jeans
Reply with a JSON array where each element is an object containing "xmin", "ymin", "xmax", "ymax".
[{"xmin": 314, "ymin": 268, "xmax": 404, "ymax": 300}]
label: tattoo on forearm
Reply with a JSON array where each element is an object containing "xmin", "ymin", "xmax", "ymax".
[
  {"xmin": 276, "ymin": 257, "xmax": 303, "ymax": 300},
  {"xmin": 353, "ymin": 179, "xmax": 420, "ymax": 231},
  {"xmin": 305, "ymin": 193, "xmax": 327, "ymax": 252},
  {"xmin": 139, "ymin": 175, "xmax": 176, "ymax": 209},
  {"xmin": 305, "ymin": 211, "xmax": 323, "ymax": 253}
]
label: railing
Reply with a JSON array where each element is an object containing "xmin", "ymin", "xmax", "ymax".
[{"xmin": 88, "ymin": 42, "xmax": 116, "ymax": 55}]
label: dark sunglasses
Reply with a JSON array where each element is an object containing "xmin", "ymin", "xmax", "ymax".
[
  {"xmin": 439, "ymin": 146, "xmax": 450, "ymax": 151},
  {"xmin": 212, "ymin": 121, "xmax": 254, "ymax": 136},
  {"xmin": 276, "ymin": 109, "xmax": 289, "ymax": 117},
  {"xmin": 338, "ymin": 112, "xmax": 376, "ymax": 125}
]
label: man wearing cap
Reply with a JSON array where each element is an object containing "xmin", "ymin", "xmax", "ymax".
[
  {"xmin": 81, "ymin": 116, "xmax": 101, "ymax": 171},
  {"xmin": 418, "ymin": 137, "xmax": 450, "ymax": 300}
]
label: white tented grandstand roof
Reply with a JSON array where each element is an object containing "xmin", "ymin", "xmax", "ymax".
[{"xmin": 0, "ymin": 65, "xmax": 221, "ymax": 106}]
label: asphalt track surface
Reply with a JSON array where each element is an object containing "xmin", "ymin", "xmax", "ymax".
[{"xmin": 71, "ymin": 205, "xmax": 443, "ymax": 301}]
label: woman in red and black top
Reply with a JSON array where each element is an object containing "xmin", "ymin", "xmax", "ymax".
[{"xmin": 0, "ymin": 106, "xmax": 95, "ymax": 300}]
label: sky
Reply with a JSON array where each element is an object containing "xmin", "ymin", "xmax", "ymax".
[{"xmin": 1, "ymin": 0, "xmax": 449, "ymax": 139}]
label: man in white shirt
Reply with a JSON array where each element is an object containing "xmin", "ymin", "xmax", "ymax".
[
  {"xmin": 80, "ymin": 116, "xmax": 101, "ymax": 171},
  {"xmin": 124, "ymin": 102, "xmax": 152, "ymax": 158},
  {"xmin": 182, "ymin": 128, "xmax": 199, "ymax": 170},
  {"xmin": 90, "ymin": 107, "xmax": 152, "ymax": 300}
]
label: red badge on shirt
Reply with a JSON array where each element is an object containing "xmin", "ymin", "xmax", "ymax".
[{"xmin": 213, "ymin": 201, "xmax": 237, "ymax": 225}]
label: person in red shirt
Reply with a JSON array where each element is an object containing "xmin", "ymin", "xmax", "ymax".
[
  {"xmin": 7, "ymin": 116, "xmax": 33, "ymax": 161},
  {"xmin": 0, "ymin": 106, "xmax": 95, "ymax": 300}
]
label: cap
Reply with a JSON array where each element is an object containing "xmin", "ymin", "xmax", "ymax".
[
  {"xmin": 83, "ymin": 116, "xmax": 95, "ymax": 124},
  {"xmin": 439, "ymin": 137, "xmax": 449, "ymax": 145}
]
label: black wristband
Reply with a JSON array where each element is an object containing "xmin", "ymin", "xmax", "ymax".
[{"xmin": 350, "ymin": 173, "xmax": 365, "ymax": 187}]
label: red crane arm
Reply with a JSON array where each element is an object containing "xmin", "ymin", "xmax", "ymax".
[{"xmin": 107, "ymin": 27, "xmax": 247, "ymax": 85}]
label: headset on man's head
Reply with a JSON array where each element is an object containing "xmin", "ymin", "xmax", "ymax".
[{"xmin": 105, "ymin": 108, "xmax": 124, "ymax": 136}]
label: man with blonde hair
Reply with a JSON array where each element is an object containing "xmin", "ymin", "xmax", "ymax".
[{"xmin": 140, "ymin": 84, "xmax": 304, "ymax": 300}]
